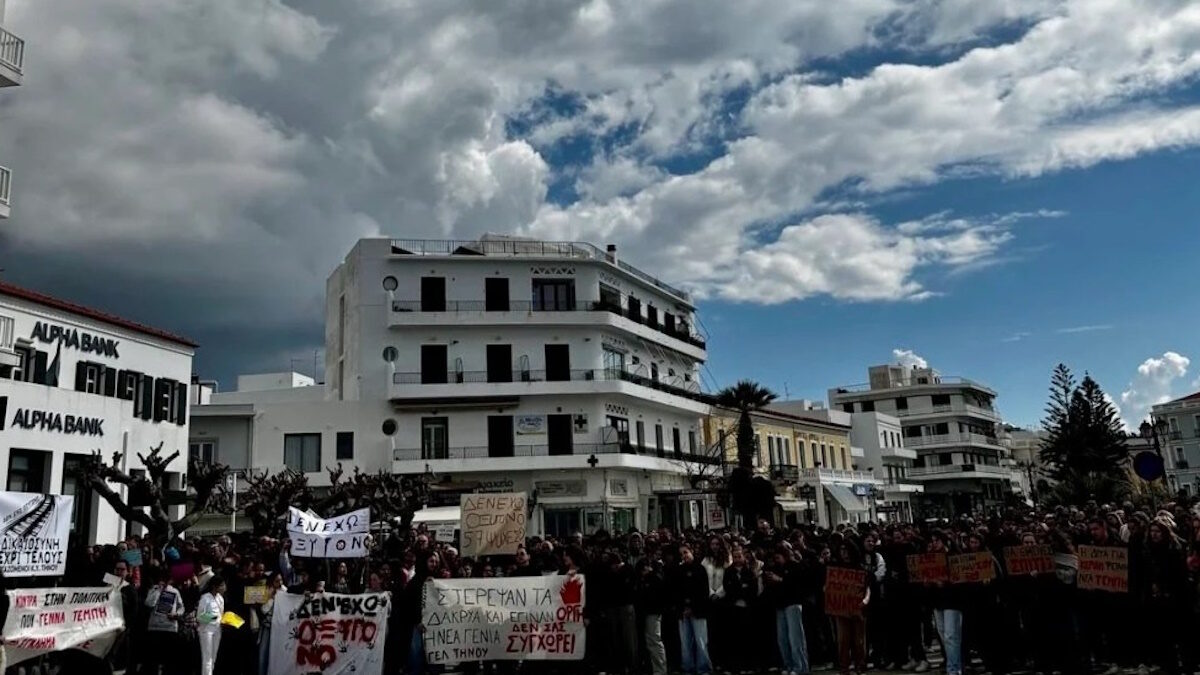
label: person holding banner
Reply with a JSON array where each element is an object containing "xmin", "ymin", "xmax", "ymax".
[
  {"xmin": 197, "ymin": 576, "xmax": 227, "ymax": 675},
  {"xmin": 257, "ymin": 572, "xmax": 286, "ymax": 675},
  {"xmin": 828, "ymin": 541, "xmax": 870, "ymax": 675},
  {"xmin": 142, "ymin": 566, "xmax": 185, "ymax": 675}
]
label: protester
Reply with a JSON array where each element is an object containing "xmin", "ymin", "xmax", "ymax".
[
  {"xmin": 197, "ymin": 576, "xmax": 227, "ymax": 675},
  {"xmin": 671, "ymin": 544, "xmax": 713, "ymax": 675}
]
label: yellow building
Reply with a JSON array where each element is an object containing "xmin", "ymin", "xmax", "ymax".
[{"xmin": 704, "ymin": 407, "xmax": 881, "ymax": 526}]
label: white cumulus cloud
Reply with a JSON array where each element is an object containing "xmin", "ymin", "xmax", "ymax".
[
  {"xmin": 1120, "ymin": 351, "xmax": 1192, "ymax": 428},
  {"xmin": 892, "ymin": 349, "xmax": 929, "ymax": 370}
]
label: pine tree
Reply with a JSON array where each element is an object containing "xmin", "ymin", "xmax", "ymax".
[
  {"xmin": 1039, "ymin": 364, "xmax": 1076, "ymax": 480},
  {"xmin": 1039, "ymin": 364, "xmax": 1130, "ymax": 503}
]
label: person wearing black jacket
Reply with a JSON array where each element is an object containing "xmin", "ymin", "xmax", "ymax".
[
  {"xmin": 926, "ymin": 532, "xmax": 964, "ymax": 675},
  {"xmin": 670, "ymin": 544, "xmax": 713, "ymax": 675},
  {"xmin": 881, "ymin": 530, "xmax": 929, "ymax": 671},
  {"xmin": 635, "ymin": 557, "xmax": 669, "ymax": 675},
  {"xmin": 1144, "ymin": 520, "xmax": 1187, "ymax": 675},
  {"xmin": 722, "ymin": 548, "xmax": 759, "ymax": 675},
  {"xmin": 762, "ymin": 545, "xmax": 810, "ymax": 675}
]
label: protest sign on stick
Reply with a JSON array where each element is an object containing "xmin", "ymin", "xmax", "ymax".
[
  {"xmin": 423, "ymin": 576, "xmax": 586, "ymax": 665},
  {"xmin": 460, "ymin": 493, "xmax": 527, "ymax": 557},
  {"xmin": 286, "ymin": 507, "xmax": 369, "ymax": 558},
  {"xmin": 824, "ymin": 566, "xmax": 866, "ymax": 617}
]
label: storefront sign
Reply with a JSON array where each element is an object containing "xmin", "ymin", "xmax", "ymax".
[
  {"xmin": 461, "ymin": 493, "xmax": 527, "ymax": 557},
  {"xmin": 535, "ymin": 481, "xmax": 586, "ymax": 498},
  {"xmin": 9, "ymin": 408, "xmax": 104, "ymax": 436},
  {"xmin": 479, "ymin": 478, "xmax": 517, "ymax": 493},
  {"xmin": 706, "ymin": 502, "xmax": 726, "ymax": 529},
  {"xmin": 2, "ymin": 587, "xmax": 125, "ymax": 666},
  {"xmin": 1077, "ymin": 545, "xmax": 1128, "ymax": 592},
  {"xmin": 1004, "ymin": 545, "xmax": 1054, "ymax": 576},
  {"xmin": 609, "ymin": 479, "xmax": 629, "ymax": 497},
  {"xmin": 948, "ymin": 552, "xmax": 995, "ymax": 584},
  {"xmin": 286, "ymin": 507, "xmax": 369, "ymax": 559},
  {"xmin": 515, "ymin": 416, "xmax": 545, "ymax": 434},
  {"xmin": 573, "ymin": 415, "xmax": 588, "ymax": 433},
  {"xmin": 0, "ymin": 493, "xmax": 74, "ymax": 576},
  {"xmin": 824, "ymin": 566, "xmax": 866, "ymax": 617},
  {"xmin": 31, "ymin": 321, "xmax": 119, "ymax": 358},
  {"xmin": 852, "ymin": 483, "xmax": 872, "ymax": 497},
  {"xmin": 423, "ymin": 576, "xmax": 586, "ymax": 664},
  {"xmin": 269, "ymin": 592, "xmax": 389, "ymax": 675},
  {"xmin": 907, "ymin": 553, "xmax": 949, "ymax": 584}
]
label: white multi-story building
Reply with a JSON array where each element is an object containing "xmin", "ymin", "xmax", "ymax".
[
  {"xmin": 829, "ymin": 363, "xmax": 1011, "ymax": 517},
  {"xmin": 774, "ymin": 401, "xmax": 921, "ymax": 523},
  {"xmin": 0, "ymin": 281, "xmax": 195, "ymax": 544},
  {"xmin": 192, "ymin": 236, "xmax": 716, "ymax": 537},
  {"xmin": 0, "ymin": 0, "xmax": 26, "ymax": 219},
  {"xmin": 1151, "ymin": 392, "xmax": 1200, "ymax": 496}
]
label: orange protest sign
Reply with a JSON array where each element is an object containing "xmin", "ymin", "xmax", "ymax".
[
  {"xmin": 948, "ymin": 552, "xmax": 996, "ymax": 584},
  {"xmin": 1077, "ymin": 545, "xmax": 1128, "ymax": 592},
  {"xmin": 1004, "ymin": 545, "xmax": 1054, "ymax": 576},
  {"xmin": 824, "ymin": 566, "xmax": 866, "ymax": 618},
  {"xmin": 907, "ymin": 553, "xmax": 949, "ymax": 584}
]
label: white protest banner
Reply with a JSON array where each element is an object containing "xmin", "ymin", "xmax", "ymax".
[
  {"xmin": 268, "ymin": 591, "xmax": 390, "ymax": 675},
  {"xmin": 0, "ymin": 492, "xmax": 74, "ymax": 577},
  {"xmin": 2, "ymin": 587, "xmax": 125, "ymax": 666},
  {"xmin": 460, "ymin": 492, "xmax": 526, "ymax": 557},
  {"xmin": 286, "ymin": 507, "xmax": 369, "ymax": 558},
  {"xmin": 423, "ymin": 575, "xmax": 586, "ymax": 665}
]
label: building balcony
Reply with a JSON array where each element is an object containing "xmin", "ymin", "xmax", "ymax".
[
  {"xmin": 389, "ymin": 298, "xmax": 707, "ymax": 358},
  {"xmin": 880, "ymin": 445, "xmax": 919, "ymax": 460},
  {"xmin": 883, "ymin": 479, "xmax": 925, "ymax": 494},
  {"xmin": 388, "ymin": 367, "xmax": 714, "ymax": 413},
  {"xmin": 0, "ymin": 165, "xmax": 10, "ymax": 219},
  {"xmin": 0, "ymin": 25, "xmax": 23, "ymax": 87},
  {"xmin": 0, "ymin": 313, "xmax": 18, "ymax": 366},
  {"xmin": 769, "ymin": 464, "xmax": 800, "ymax": 484},
  {"xmin": 903, "ymin": 432, "xmax": 1004, "ymax": 450},
  {"xmin": 391, "ymin": 441, "xmax": 723, "ymax": 475},
  {"xmin": 798, "ymin": 467, "xmax": 882, "ymax": 486},
  {"xmin": 389, "ymin": 238, "xmax": 691, "ymax": 303},
  {"xmin": 909, "ymin": 463, "xmax": 1011, "ymax": 480},
  {"xmin": 893, "ymin": 403, "xmax": 1000, "ymax": 421}
]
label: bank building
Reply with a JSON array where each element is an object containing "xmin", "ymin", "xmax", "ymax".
[{"xmin": 191, "ymin": 236, "xmax": 721, "ymax": 538}]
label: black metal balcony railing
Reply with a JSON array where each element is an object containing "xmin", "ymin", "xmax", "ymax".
[
  {"xmin": 769, "ymin": 464, "xmax": 800, "ymax": 483},
  {"xmin": 391, "ymin": 367, "xmax": 716, "ymax": 405},
  {"xmin": 391, "ymin": 298, "xmax": 707, "ymax": 350},
  {"xmin": 393, "ymin": 441, "xmax": 723, "ymax": 465}
]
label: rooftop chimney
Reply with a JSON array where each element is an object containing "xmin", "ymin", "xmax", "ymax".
[{"xmin": 606, "ymin": 244, "xmax": 618, "ymax": 264}]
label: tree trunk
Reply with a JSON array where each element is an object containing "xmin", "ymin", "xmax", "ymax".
[{"xmin": 736, "ymin": 410, "xmax": 756, "ymax": 469}]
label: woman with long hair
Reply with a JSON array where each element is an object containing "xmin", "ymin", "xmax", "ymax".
[
  {"xmin": 197, "ymin": 575, "xmax": 226, "ymax": 675},
  {"xmin": 927, "ymin": 533, "xmax": 963, "ymax": 675},
  {"xmin": 1144, "ymin": 519, "xmax": 1186, "ymax": 675},
  {"xmin": 830, "ymin": 540, "xmax": 869, "ymax": 675},
  {"xmin": 258, "ymin": 572, "xmax": 286, "ymax": 675},
  {"xmin": 702, "ymin": 536, "xmax": 732, "ymax": 670}
]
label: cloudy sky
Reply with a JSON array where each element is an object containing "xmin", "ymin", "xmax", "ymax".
[{"xmin": 2, "ymin": 0, "xmax": 1199, "ymax": 428}]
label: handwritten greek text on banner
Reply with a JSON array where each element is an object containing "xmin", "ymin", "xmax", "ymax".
[
  {"xmin": 268, "ymin": 591, "xmax": 390, "ymax": 675},
  {"xmin": 286, "ymin": 507, "xmax": 369, "ymax": 558},
  {"xmin": 423, "ymin": 576, "xmax": 586, "ymax": 665},
  {"xmin": 0, "ymin": 492, "xmax": 74, "ymax": 577},
  {"xmin": 2, "ymin": 587, "xmax": 125, "ymax": 666},
  {"xmin": 459, "ymin": 493, "xmax": 526, "ymax": 558}
]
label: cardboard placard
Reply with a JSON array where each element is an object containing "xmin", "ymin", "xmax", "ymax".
[
  {"xmin": 1004, "ymin": 545, "xmax": 1054, "ymax": 576},
  {"xmin": 269, "ymin": 592, "xmax": 389, "ymax": 675},
  {"xmin": 907, "ymin": 553, "xmax": 949, "ymax": 584},
  {"xmin": 460, "ymin": 493, "xmax": 527, "ymax": 558},
  {"xmin": 244, "ymin": 583, "xmax": 270, "ymax": 605},
  {"xmin": 122, "ymin": 549, "xmax": 143, "ymax": 568},
  {"xmin": 1077, "ymin": 545, "xmax": 1128, "ymax": 592},
  {"xmin": 948, "ymin": 552, "xmax": 995, "ymax": 584},
  {"xmin": 823, "ymin": 566, "xmax": 866, "ymax": 618},
  {"xmin": 286, "ymin": 507, "xmax": 370, "ymax": 559},
  {"xmin": 423, "ymin": 576, "xmax": 586, "ymax": 665}
]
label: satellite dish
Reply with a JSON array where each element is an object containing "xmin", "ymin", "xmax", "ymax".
[{"xmin": 1133, "ymin": 451, "xmax": 1165, "ymax": 481}]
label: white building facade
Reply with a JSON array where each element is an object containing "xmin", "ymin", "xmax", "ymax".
[
  {"xmin": 0, "ymin": 281, "xmax": 194, "ymax": 544},
  {"xmin": 1151, "ymin": 393, "xmax": 1200, "ymax": 496},
  {"xmin": 0, "ymin": 0, "xmax": 26, "ymax": 219},
  {"xmin": 830, "ymin": 364, "xmax": 1012, "ymax": 517},
  {"xmin": 192, "ymin": 237, "xmax": 716, "ymax": 537}
]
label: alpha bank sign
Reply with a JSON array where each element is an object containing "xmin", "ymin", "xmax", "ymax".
[
  {"xmin": 0, "ymin": 397, "xmax": 104, "ymax": 436},
  {"xmin": 31, "ymin": 321, "xmax": 120, "ymax": 358}
]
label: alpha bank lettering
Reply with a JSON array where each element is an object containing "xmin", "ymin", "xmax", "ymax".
[
  {"xmin": 73, "ymin": 362, "xmax": 187, "ymax": 427},
  {"xmin": 10, "ymin": 409, "xmax": 104, "ymax": 436},
  {"xmin": 31, "ymin": 322, "xmax": 120, "ymax": 359}
]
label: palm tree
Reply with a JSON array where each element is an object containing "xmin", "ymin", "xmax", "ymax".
[{"xmin": 716, "ymin": 380, "xmax": 778, "ymax": 469}]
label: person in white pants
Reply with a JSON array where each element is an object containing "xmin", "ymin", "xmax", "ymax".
[{"xmin": 197, "ymin": 576, "xmax": 227, "ymax": 675}]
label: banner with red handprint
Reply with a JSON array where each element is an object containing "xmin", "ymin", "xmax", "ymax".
[{"xmin": 423, "ymin": 575, "xmax": 587, "ymax": 664}]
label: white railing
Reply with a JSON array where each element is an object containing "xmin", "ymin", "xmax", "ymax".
[
  {"xmin": 904, "ymin": 432, "xmax": 1004, "ymax": 448},
  {"xmin": 0, "ymin": 166, "xmax": 10, "ymax": 206},
  {"xmin": 894, "ymin": 403, "xmax": 999, "ymax": 419},
  {"xmin": 800, "ymin": 467, "xmax": 878, "ymax": 483},
  {"xmin": 0, "ymin": 314, "xmax": 14, "ymax": 350},
  {"xmin": 910, "ymin": 463, "xmax": 1010, "ymax": 477},
  {"xmin": 0, "ymin": 26, "xmax": 24, "ymax": 74}
]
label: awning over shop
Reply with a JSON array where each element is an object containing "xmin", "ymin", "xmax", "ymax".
[
  {"xmin": 825, "ymin": 484, "xmax": 869, "ymax": 513},
  {"xmin": 776, "ymin": 499, "xmax": 810, "ymax": 512},
  {"xmin": 412, "ymin": 506, "xmax": 461, "ymax": 524}
]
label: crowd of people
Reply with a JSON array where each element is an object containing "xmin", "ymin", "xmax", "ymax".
[{"xmin": 10, "ymin": 498, "xmax": 1200, "ymax": 675}]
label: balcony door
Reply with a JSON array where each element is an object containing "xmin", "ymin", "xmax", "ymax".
[
  {"xmin": 488, "ymin": 416, "xmax": 514, "ymax": 457},
  {"xmin": 420, "ymin": 345, "xmax": 448, "ymax": 384},
  {"xmin": 487, "ymin": 344, "xmax": 512, "ymax": 383},
  {"xmin": 422, "ymin": 418, "xmax": 448, "ymax": 459},
  {"xmin": 485, "ymin": 278, "xmax": 510, "ymax": 311},
  {"xmin": 545, "ymin": 344, "xmax": 570, "ymax": 382},
  {"xmin": 421, "ymin": 277, "xmax": 446, "ymax": 311},
  {"xmin": 532, "ymin": 279, "xmax": 576, "ymax": 311},
  {"xmin": 548, "ymin": 414, "xmax": 573, "ymax": 456}
]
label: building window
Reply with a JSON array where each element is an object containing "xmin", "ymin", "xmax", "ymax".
[
  {"xmin": 820, "ymin": 444, "xmax": 827, "ymax": 467},
  {"xmin": 650, "ymin": 363, "xmax": 659, "ymax": 381},
  {"xmin": 532, "ymin": 279, "xmax": 576, "ymax": 311},
  {"xmin": 689, "ymin": 431, "xmax": 697, "ymax": 453},
  {"xmin": 938, "ymin": 453, "xmax": 952, "ymax": 466},
  {"xmin": 603, "ymin": 347, "xmax": 626, "ymax": 374},
  {"xmin": 284, "ymin": 433, "xmax": 322, "ymax": 473},
  {"xmin": 636, "ymin": 421, "xmax": 646, "ymax": 449},
  {"xmin": 655, "ymin": 425, "xmax": 664, "ymax": 454},
  {"xmin": 896, "ymin": 397, "xmax": 908, "ymax": 410},
  {"xmin": 842, "ymin": 403, "xmax": 854, "ymax": 413},
  {"xmin": 607, "ymin": 416, "xmax": 630, "ymax": 447},
  {"xmin": 783, "ymin": 438, "xmax": 791, "ymax": 465},
  {"xmin": 841, "ymin": 447, "xmax": 848, "ymax": 468},
  {"xmin": 862, "ymin": 400, "xmax": 875, "ymax": 412},
  {"xmin": 797, "ymin": 441, "xmax": 806, "ymax": 468},
  {"xmin": 767, "ymin": 437, "xmax": 776, "ymax": 466},
  {"xmin": 755, "ymin": 435, "xmax": 763, "ymax": 466},
  {"xmin": 672, "ymin": 428, "xmax": 682, "ymax": 458},
  {"xmin": 931, "ymin": 394, "xmax": 951, "ymax": 406},
  {"xmin": 189, "ymin": 441, "xmax": 216, "ymax": 465},
  {"xmin": 7, "ymin": 449, "xmax": 49, "ymax": 493},
  {"xmin": 336, "ymin": 432, "xmax": 354, "ymax": 460}
]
